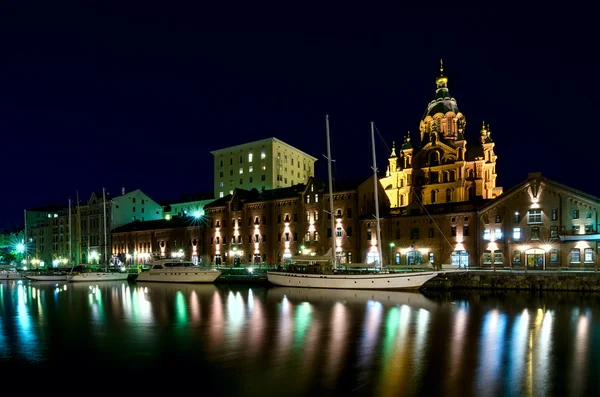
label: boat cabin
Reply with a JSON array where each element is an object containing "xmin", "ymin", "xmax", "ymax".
[{"xmin": 149, "ymin": 260, "xmax": 197, "ymax": 270}]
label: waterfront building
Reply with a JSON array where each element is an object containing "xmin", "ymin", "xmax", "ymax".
[
  {"xmin": 203, "ymin": 177, "xmax": 361, "ymax": 266},
  {"xmin": 210, "ymin": 137, "xmax": 317, "ymax": 199},
  {"xmin": 478, "ymin": 173, "xmax": 600, "ymax": 270},
  {"xmin": 111, "ymin": 216, "xmax": 205, "ymax": 266},
  {"xmin": 24, "ymin": 188, "xmax": 162, "ymax": 266}
]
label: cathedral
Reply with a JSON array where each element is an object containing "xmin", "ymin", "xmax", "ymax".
[{"xmin": 379, "ymin": 61, "xmax": 503, "ymax": 208}]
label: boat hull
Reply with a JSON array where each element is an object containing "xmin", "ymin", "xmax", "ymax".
[
  {"xmin": 136, "ymin": 270, "xmax": 221, "ymax": 283},
  {"xmin": 1, "ymin": 272, "xmax": 25, "ymax": 280},
  {"xmin": 69, "ymin": 272, "xmax": 129, "ymax": 282},
  {"xmin": 26, "ymin": 275, "xmax": 69, "ymax": 281},
  {"xmin": 266, "ymin": 271, "xmax": 439, "ymax": 290}
]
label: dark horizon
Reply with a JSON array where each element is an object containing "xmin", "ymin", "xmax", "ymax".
[{"xmin": 1, "ymin": 4, "xmax": 596, "ymax": 230}]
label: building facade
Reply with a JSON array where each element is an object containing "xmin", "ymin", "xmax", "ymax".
[
  {"xmin": 203, "ymin": 177, "xmax": 360, "ymax": 266},
  {"xmin": 111, "ymin": 217, "xmax": 205, "ymax": 266},
  {"xmin": 478, "ymin": 173, "xmax": 600, "ymax": 270},
  {"xmin": 211, "ymin": 137, "xmax": 317, "ymax": 199}
]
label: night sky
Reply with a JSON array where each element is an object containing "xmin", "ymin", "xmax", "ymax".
[{"xmin": 0, "ymin": 3, "xmax": 596, "ymax": 228}]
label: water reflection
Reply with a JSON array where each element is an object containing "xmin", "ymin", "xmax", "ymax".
[{"xmin": 0, "ymin": 281, "xmax": 599, "ymax": 395}]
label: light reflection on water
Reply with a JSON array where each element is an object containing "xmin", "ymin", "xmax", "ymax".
[{"xmin": 0, "ymin": 281, "xmax": 599, "ymax": 396}]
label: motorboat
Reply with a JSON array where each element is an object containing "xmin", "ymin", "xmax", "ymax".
[
  {"xmin": 136, "ymin": 259, "xmax": 221, "ymax": 283},
  {"xmin": 68, "ymin": 264, "xmax": 129, "ymax": 282}
]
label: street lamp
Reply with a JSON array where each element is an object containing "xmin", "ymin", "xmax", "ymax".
[{"xmin": 389, "ymin": 242, "xmax": 395, "ymax": 266}]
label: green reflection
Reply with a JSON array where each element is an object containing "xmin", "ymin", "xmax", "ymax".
[
  {"xmin": 175, "ymin": 291, "xmax": 188, "ymax": 325},
  {"xmin": 382, "ymin": 307, "xmax": 400, "ymax": 361},
  {"xmin": 294, "ymin": 302, "xmax": 312, "ymax": 350}
]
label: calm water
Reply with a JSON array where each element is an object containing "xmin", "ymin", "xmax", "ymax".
[{"xmin": 0, "ymin": 279, "xmax": 598, "ymax": 396}]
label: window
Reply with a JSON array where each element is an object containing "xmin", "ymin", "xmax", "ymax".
[
  {"xmin": 327, "ymin": 228, "xmax": 332, "ymax": 238},
  {"xmin": 410, "ymin": 228, "xmax": 419, "ymax": 239},
  {"xmin": 315, "ymin": 194, "xmax": 319, "ymax": 203},
  {"xmin": 572, "ymin": 209, "xmax": 579, "ymax": 219},
  {"xmin": 429, "ymin": 252, "xmax": 434, "ymax": 265},
  {"xmin": 446, "ymin": 189, "xmax": 452, "ymax": 202},
  {"xmin": 306, "ymin": 211, "xmax": 310, "ymax": 221},
  {"xmin": 367, "ymin": 230, "xmax": 372, "ymax": 240},
  {"xmin": 261, "ymin": 175, "xmax": 266, "ymax": 181},
  {"xmin": 219, "ymin": 159, "xmax": 223, "ymax": 167},
  {"xmin": 494, "ymin": 228, "xmax": 502, "ymax": 240},
  {"xmin": 239, "ymin": 155, "xmax": 243, "ymax": 164},
  {"xmin": 277, "ymin": 214, "xmax": 281, "ymax": 224},
  {"xmin": 451, "ymin": 226, "xmax": 457, "ymax": 236},
  {"xmin": 512, "ymin": 250, "xmax": 521, "ymax": 264},
  {"xmin": 314, "ymin": 231, "xmax": 319, "ymax": 242},
  {"xmin": 550, "ymin": 249, "xmax": 559, "ymax": 263},
  {"xmin": 528, "ymin": 209, "xmax": 542, "ymax": 224},
  {"xmin": 493, "ymin": 251, "xmax": 502, "ymax": 264},
  {"xmin": 306, "ymin": 196, "xmax": 310, "ymax": 204},
  {"xmin": 249, "ymin": 166, "xmax": 253, "ymax": 172},
  {"xmin": 531, "ymin": 227, "xmax": 540, "ymax": 240},
  {"xmin": 229, "ymin": 170, "xmax": 233, "ymax": 176},
  {"xmin": 584, "ymin": 248, "xmax": 593, "ymax": 263},
  {"xmin": 248, "ymin": 153, "xmax": 253, "ymax": 162},
  {"xmin": 261, "ymin": 151, "xmax": 266, "ymax": 159},
  {"xmin": 483, "ymin": 250, "xmax": 492, "ymax": 264},
  {"xmin": 220, "ymin": 171, "xmax": 224, "ymax": 177},
  {"xmin": 347, "ymin": 227, "xmax": 353, "ymax": 237},
  {"xmin": 513, "ymin": 227, "xmax": 521, "ymax": 240},
  {"xmin": 451, "ymin": 250, "xmax": 469, "ymax": 267},
  {"xmin": 570, "ymin": 248, "xmax": 580, "ymax": 263},
  {"xmin": 395, "ymin": 253, "xmax": 400, "ymax": 265},
  {"xmin": 407, "ymin": 251, "xmax": 423, "ymax": 265},
  {"xmin": 429, "ymin": 228, "xmax": 434, "ymax": 238},
  {"xmin": 550, "ymin": 226, "xmax": 558, "ymax": 238},
  {"xmin": 314, "ymin": 211, "xmax": 319, "ymax": 221},
  {"xmin": 514, "ymin": 212, "xmax": 520, "ymax": 223},
  {"xmin": 483, "ymin": 229, "xmax": 491, "ymax": 240},
  {"xmin": 463, "ymin": 225, "xmax": 469, "ymax": 236},
  {"xmin": 336, "ymin": 227, "xmax": 342, "ymax": 237},
  {"xmin": 551, "ymin": 208, "xmax": 558, "ymax": 221},
  {"xmin": 239, "ymin": 168, "xmax": 243, "ymax": 174},
  {"xmin": 431, "ymin": 190, "xmax": 437, "ymax": 204},
  {"xmin": 219, "ymin": 192, "xmax": 224, "ymax": 198},
  {"xmin": 240, "ymin": 178, "xmax": 243, "ymax": 185},
  {"xmin": 219, "ymin": 181, "xmax": 224, "ymax": 187},
  {"xmin": 495, "ymin": 215, "xmax": 501, "ymax": 223}
]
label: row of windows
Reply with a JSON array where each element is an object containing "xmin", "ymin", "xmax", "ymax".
[
  {"xmin": 497, "ymin": 208, "xmax": 592, "ymax": 224},
  {"xmin": 219, "ymin": 152, "xmax": 267, "ymax": 167}
]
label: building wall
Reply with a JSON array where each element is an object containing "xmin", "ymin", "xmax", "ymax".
[
  {"xmin": 204, "ymin": 180, "xmax": 359, "ymax": 266},
  {"xmin": 211, "ymin": 138, "xmax": 317, "ymax": 199},
  {"xmin": 478, "ymin": 175, "xmax": 600, "ymax": 270},
  {"xmin": 112, "ymin": 225, "xmax": 204, "ymax": 265},
  {"xmin": 111, "ymin": 189, "xmax": 163, "ymax": 229}
]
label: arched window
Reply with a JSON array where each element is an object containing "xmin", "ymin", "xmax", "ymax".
[
  {"xmin": 429, "ymin": 151, "xmax": 440, "ymax": 166},
  {"xmin": 446, "ymin": 189, "xmax": 452, "ymax": 202},
  {"xmin": 431, "ymin": 190, "xmax": 437, "ymax": 204},
  {"xmin": 468, "ymin": 169, "xmax": 474, "ymax": 179}
]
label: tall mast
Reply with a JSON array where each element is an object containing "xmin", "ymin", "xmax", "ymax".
[
  {"xmin": 371, "ymin": 121, "xmax": 383, "ymax": 268},
  {"xmin": 326, "ymin": 114, "xmax": 337, "ymax": 267},
  {"xmin": 68, "ymin": 198, "xmax": 72, "ymax": 266},
  {"xmin": 103, "ymin": 187, "xmax": 108, "ymax": 269},
  {"xmin": 23, "ymin": 209, "xmax": 27, "ymax": 266},
  {"xmin": 76, "ymin": 190, "xmax": 82, "ymax": 264}
]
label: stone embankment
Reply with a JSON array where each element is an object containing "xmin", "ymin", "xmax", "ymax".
[{"xmin": 424, "ymin": 270, "xmax": 600, "ymax": 292}]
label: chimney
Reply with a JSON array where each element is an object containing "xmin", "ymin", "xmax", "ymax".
[{"xmin": 121, "ymin": 186, "xmax": 125, "ymax": 195}]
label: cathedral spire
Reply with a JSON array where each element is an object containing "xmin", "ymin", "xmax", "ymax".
[
  {"xmin": 436, "ymin": 58, "xmax": 448, "ymax": 88},
  {"xmin": 389, "ymin": 141, "xmax": 397, "ymax": 158}
]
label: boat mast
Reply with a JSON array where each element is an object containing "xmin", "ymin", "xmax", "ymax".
[
  {"xmin": 326, "ymin": 114, "xmax": 337, "ymax": 268},
  {"xmin": 76, "ymin": 190, "xmax": 82, "ymax": 264},
  {"xmin": 23, "ymin": 209, "xmax": 28, "ymax": 267},
  {"xmin": 103, "ymin": 187, "xmax": 108, "ymax": 270},
  {"xmin": 68, "ymin": 198, "xmax": 72, "ymax": 267},
  {"xmin": 371, "ymin": 121, "xmax": 383, "ymax": 269}
]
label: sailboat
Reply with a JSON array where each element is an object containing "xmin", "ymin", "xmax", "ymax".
[
  {"xmin": 266, "ymin": 116, "xmax": 440, "ymax": 290},
  {"xmin": 68, "ymin": 188, "xmax": 128, "ymax": 282}
]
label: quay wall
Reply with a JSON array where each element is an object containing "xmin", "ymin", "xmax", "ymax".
[{"xmin": 424, "ymin": 271, "xmax": 600, "ymax": 292}]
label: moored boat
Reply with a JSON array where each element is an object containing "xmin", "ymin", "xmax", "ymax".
[
  {"xmin": 136, "ymin": 259, "xmax": 221, "ymax": 283},
  {"xmin": 68, "ymin": 264, "xmax": 129, "ymax": 282}
]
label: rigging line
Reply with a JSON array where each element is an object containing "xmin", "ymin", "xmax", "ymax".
[
  {"xmin": 411, "ymin": 189, "xmax": 456, "ymax": 252},
  {"xmin": 373, "ymin": 124, "xmax": 391, "ymax": 154}
]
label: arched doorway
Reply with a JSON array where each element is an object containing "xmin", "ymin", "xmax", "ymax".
[{"xmin": 525, "ymin": 248, "xmax": 545, "ymax": 270}]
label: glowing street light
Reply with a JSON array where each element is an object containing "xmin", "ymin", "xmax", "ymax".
[
  {"xmin": 16, "ymin": 243, "xmax": 25, "ymax": 253},
  {"xmin": 389, "ymin": 241, "xmax": 395, "ymax": 266}
]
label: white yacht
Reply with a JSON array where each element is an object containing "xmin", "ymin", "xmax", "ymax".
[
  {"xmin": 1, "ymin": 268, "xmax": 26, "ymax": 280},
  {"xmin": 26, "ymin": 272, "xmax": 69, "ymax": 281},
  {"xmin": 136, "ymin": 259, "xmax": 221, "ymax": 283}
]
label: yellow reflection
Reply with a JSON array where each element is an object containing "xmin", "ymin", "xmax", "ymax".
[
  {"xmin": 324, "ymin": 302, "xmax": 349, "ymax": 390},
  {"xmin": 246, "ymin": 289, "xmax": 265, "ymax": 357},
  {"xmin": 445, "ymin": 303, "xmax": 468, "ymax": 394},
  {"xmin": 207, "ymin": 290, "xmax": 224, "ymax": 353},
  {"xmin": 190, "ymin": 290, "xmax": 200, "ymax": 324},
  {"xmin": 358, "ymin": 301, "xmax": 383, "ymax": 369},
  {"xmin": 533, "ymin": 310, "xmax": 553, "ymax": 396}
]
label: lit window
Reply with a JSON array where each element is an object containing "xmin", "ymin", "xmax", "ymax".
[
  {"xmin": 219, "ymin": 181, "xmax": 224, "ymax": 187},
  {"xmin": 528, "ymin": 209, "xmax": 542, "ymax": 224},
  {"xmin": 483, "ymin": 250, "xmax": 492, "ymax": 264},
  {"xmin": 483, "ymin": 229, "xmax": 491, "ymax": 240},
  {"xmin": 550, "ymin": 249, "xmax": 559, "ymax": 263},
  {"xmin": 249, "ymin": 166, "xmax": 253, "ymax": 172},
  {"xmin": 248, "ymin": 153, "xmax": 253, "ymax": 162},
  {"xmin": 584, "ymin": 248, "xmax": 593, "ymax": 263},
  {"xmin": 336, "ymin": 228, "xmax": 342, "ymax": 237},
  {"xmin": 219, "ymin": 192, "xmax": 224, "ymax": 198},
  {"xmin": 261, "ymin": 151, "xmax": 266, "ymax": 159},
  {"xmin": 229, "ymin": 190, "xmax": 233, "ymax": 195},
  {"xmin": 261, "ymin": 165, "xmax": 266, "ymax": 170},
  {"xmin": 239, "ymin": 168, "xmax": 243, "ymax": 174},
  {"xmin": 531, "ymin": 227, "xmax": 540, "ymax": 240},
  {"xmin": 494, "ymin": 228, "xmax": 502, "ymax": 240},
  {"xmin": 570, "ymin": 248, "xmax": 580, "ymax": 263},
  {"xmin": 315, "ymin": 194, "xmax": 319, "ymax": 203},
  {"xmin": 512, "ymin": 250, "xmax": 521, "ymax": 264},
  {"xmin": 513, "ymin": 227, "xmax": 521, "ymax": 240},
  {"xmin": 493, "ymin": 250, "xmax": 502, "ymax": 264}
]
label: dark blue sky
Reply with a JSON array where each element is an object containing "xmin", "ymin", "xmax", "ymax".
[{"xmin": 0, "ymin": 3, "xmax": 597, "ymax": 228}]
